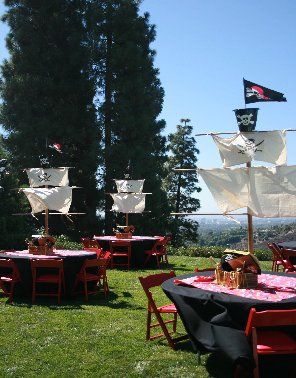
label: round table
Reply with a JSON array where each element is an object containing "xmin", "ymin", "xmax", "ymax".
[
  {"xmin": 162, "ymin": 271, "xmax": 296, "ymax": 370},
  {"xmin": 0, "ymin": 249, "xmax": 97, "ymax": 297},
  {"xmin": 94, "ymin": 236, "xmax": 159, "ymax": 268}
]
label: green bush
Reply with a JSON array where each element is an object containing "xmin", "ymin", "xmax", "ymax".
[
  {"xmin": 168, "ymin": 245, "xmax": 272, "ymax": 261},
  {"xmin": 55, "ymin": 234, "xmax": 82, "ymax": 250}
]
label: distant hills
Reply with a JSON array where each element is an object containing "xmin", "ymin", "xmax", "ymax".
[{"xmin": 198, "ymin": 217, "xmax": 296, "ymax": 250}]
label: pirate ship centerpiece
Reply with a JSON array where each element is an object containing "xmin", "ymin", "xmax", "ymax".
[
  {"xmin": 18, "ymin": 143, "xmax": 83, "ymax": 254},
  {"xmin": 109, "ymin": 165, "xmax": 151, "ymax": 238},
  {"xmin": 174, "ymin": 79, "xmax": 293, "ymax": 288}
]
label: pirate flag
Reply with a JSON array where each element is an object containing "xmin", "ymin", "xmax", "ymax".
[{"xmin": 243, "ymin": 79, "xmax": 287, "ymax": 104}]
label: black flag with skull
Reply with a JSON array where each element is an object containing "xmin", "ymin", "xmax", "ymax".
[
  {"xmin": 233, "ymin": 108, "xmax": 259, "ymax": 132},
  {"xmin": 244, "ymin": 79, "xmax": 287, "ymax": 104}
]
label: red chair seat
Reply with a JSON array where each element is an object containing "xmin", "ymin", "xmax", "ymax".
[
  {"xmin": 257, "ymin": 330, "xmax": 296, "ymax": 352},
  {"xmin": 157, "ymin": 304, "xmax": 177, "ymax": 313}
]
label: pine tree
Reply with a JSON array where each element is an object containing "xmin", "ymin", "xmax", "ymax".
[
  {"xmin": 0, "ymin": 135, "xmax": 31, "ymax": 249},
  {"xmin": 90, "ymin": 0, "xmax": 170, "ymax": 235},
  {"xmin": 0, "ymin": 0, "xmax": 101, "ymax": 238},
  {"xmin": 164, "ymin": 119, "xmax": 201, "ymax": 245}
]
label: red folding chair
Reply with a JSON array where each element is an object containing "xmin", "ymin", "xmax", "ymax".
[
  {"xmin": 81, "ymin": 238, "xmax": 103, "ymax": 257},
  {"xmin": 109, "ymin": 240, "xmax": 131, "ymax": 270},
  {"xmin": 138, "ymin": 271, "xmax": 188, "ymax": 349},
  {"xmin": 0, "ymin": 259, "xmax": 21, "ymax": 303},
  {"xmin": 72, "ymin": 257, "xmax": 110, "ymax": 301},
  {"xmin": 31, "ymin": 259, "xmax": 65, "ymax": 304},
  {"xmin": 144, "ymin": 236, "xmax": 169, "ymax": 268},
  {"xmin": 245, "ymin": 307, "xmax": 296, "ymax": 378},
  {"xmin": 267, "ymin": 243, "xmax": 296, "ymax": 272}
]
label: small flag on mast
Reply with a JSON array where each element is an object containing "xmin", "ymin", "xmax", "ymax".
[{"xmin": 243, "ymin": 79, "xmax": 287, "ymax": 104}]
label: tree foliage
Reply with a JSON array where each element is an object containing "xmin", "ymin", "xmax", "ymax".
[
  {"xmin": 89, "ymin": 0, "xmax": 170, "ymax": 235},
  {"xmin": 164, "ymin": 121, "xmax": 201, "ymax": 245},
  {"xmin": 0, "ymin": 0, "xmax": 101, "ymax": 239}
]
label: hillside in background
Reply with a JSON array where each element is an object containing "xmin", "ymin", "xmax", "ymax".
[{"xmin": 198, "ymin": 217, "xmax": 296, "ymax": 250}]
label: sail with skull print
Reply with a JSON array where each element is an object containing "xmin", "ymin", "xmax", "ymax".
[
  {"xmin": 212, "ymin": 130, "xmax": 287, "ymax": 167},
  {"xmin": 21, "ymin": 168, "xmax": 72, "ymax": 214},
  {"xmin": 111, "ymin": 179, "xmax": 147, "ymax": 214}
]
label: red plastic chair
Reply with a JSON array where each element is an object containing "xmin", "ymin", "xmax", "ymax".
[
  {"xmin": 144, "ymin": 237, "xmax": 169, "ymax": 268},
  {"xmin": 31, "ymin": 259, "xmax": 65, "ymax": 304},
  {"xmin": 109, "ymin": 240, "xmax": 131, "ymax": 270},
  {"xmin": 72, "ymin": 257, "xmax": 110, "ymax": 301},
  {"xmin": 245, "ymin": 307, "xmax": 296, "ymax": 378},
  {"xmin": 0, "ymin": 259, "xmax": 21, "ymax": 303},
  {"xmin": 138, "ymin": 271, "xmax": 188, "ymax": 349},
  {"xmin": 267, "ymin": 243, "xmax": 296, "ymax": 272}
]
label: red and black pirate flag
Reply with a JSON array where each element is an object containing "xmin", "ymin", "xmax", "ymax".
[{"xmin": 243, "ymin": 79, "xmax": 287, "ymax": 104}]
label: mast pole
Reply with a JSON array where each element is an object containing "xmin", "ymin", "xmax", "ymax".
[
  {"xmin": 246, "ymin": 161, "xmax": 254, "ymax": 253},
  {"xmin": 126, "ymin": 213, "xmax": 129, "ymax": 227}
]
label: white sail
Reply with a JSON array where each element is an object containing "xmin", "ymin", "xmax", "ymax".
[
  {"xmin": 21, "ymin": 187, "xmax": 72, "ymax": 214},
  {"xmin": 26, "ymin": 168, "xmax": 69, "ymax": 187},
  {"xmin": 212, "ymin": 130, "xmax": 287, "ymax": 167},
  {"xmin": 115, "ymin": 179, "xmax": 145, "ymax": 193},
  {"xmin": 198, "ymin": 165, "xmax": 296, "ymax": 217},
  {"xmin": 198, "ymin": 168, "xmax": 249, "ymax": 213},
  {"xmin": 111, "ymin": 193, "xmax": 146, "ymax": 213}
]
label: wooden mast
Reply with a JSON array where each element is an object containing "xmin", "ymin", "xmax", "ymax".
[{"xmin": 246, "ymin": 161, "xmax": 254, "ymax": 253}]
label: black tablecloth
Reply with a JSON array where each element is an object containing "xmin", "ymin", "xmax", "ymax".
[
  {"xmin": 94, "ymin": 236, "xmax": 158, "ymax": 268},
  {"xmin": 0, "ymin": 250, "xmax": 97, "ymax": 297},
  {"xmin": 162, "ymin": 271, "xmax": 296, "ymax": 369}
]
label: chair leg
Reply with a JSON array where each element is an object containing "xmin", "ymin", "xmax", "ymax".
[
  {"xmin": 146, "ymin": 310, "xmax": 152, "ymax": 340},
  {"xmin": 32, "ymin": 280, "xmax": 36, "ymax": 304},
  {"xmin": 173, "ymin": 312, "xmax": 177, "ymax": 333},
  {"xmin": 9, "ymin": 282, "xmax": 14, "ymax": 303},
  {"xmin": 84, "ymin": 280, "xmax": 88, "ymax": 302}
]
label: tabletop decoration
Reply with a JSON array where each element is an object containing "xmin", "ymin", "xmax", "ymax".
[
  {"xmin": 214, "ymin": 249, "xmax": 260, "ymax": 289},
  {"xmin": 27, "ymin": 235, "xmax": 56, "ymax": 255},
  {"xmin": 113, "ymin": 224, "xmax": 135, "ymax": 239}
]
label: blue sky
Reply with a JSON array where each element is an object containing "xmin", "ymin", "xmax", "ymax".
[{"xmin": 1, "ymin": 1, "xmax": 296, "ymax": 214}]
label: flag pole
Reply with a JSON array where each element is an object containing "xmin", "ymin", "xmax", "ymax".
[{"xmin": 246, "ymin": 161, "xmax": 254, "ymax": 254}]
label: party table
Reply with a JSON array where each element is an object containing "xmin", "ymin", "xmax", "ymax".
[
  {"xmin": 94, "ymin": 235, "xmax": 159, "ymax": 268},
  {"xmin": 162, "ymin": 271, "xmax": 296, "ymax": 370},
  {"xmin": 0, "ymin": 249, "xmax": 97, "ymax": 297}
]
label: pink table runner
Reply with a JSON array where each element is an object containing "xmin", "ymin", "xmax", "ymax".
[
  {"xmin": 94, "ymin": 235, "xmax": 158, "ymax": 241},
  {"xmin": 174, "ymin": 273, "xmax": 296, "ymax": 302},
  {"xmin": 2, "ymin": 250, "xmax": 95, "ymax": 258}
]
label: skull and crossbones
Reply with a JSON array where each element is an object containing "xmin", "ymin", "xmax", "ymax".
[{"xmin": 237, "ymin": 113, "xmax": 254, "ymax": 126}]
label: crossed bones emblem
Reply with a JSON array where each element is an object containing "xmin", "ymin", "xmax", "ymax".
[
  {"xmin": 38, "ymin": 172, "xmax": 52, "ymax": 182},
  {"xmin": 236, "ymin": 113, "xmax": 254, "ymax": 126}
]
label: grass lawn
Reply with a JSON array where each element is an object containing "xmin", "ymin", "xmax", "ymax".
[{"xmin": 0, "ymin": 256, "xmax": 272, "ymax": 378}]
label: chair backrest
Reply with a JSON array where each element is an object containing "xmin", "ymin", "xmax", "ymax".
[
  {"xmin": 110, "ymin": 240, "xmax": 131, "ymax": 253},
  {"xmin": 139, "ymin": 271, "xmax": 176, "ymax": 291},
  {"xmin": 245, "ymin": 307, "xmax": 296, "ymax": 338},
  {"xmin": 81, "ymin": 238, "xmax": 100, "ymax": 249},
  {"xmin": 0, "ymin": 258, "xmax": 20, "ymax": 279},
  {"xmin": 31, "ymin": 258, "xmax": 64, "ymax": 269},
  {"xmin": 151, "ymin": 238, "xmax": 168, "ymax": 253},
  {"xmin": 267, "ymin": 243, "xmax": 295, "ymax": 271}
]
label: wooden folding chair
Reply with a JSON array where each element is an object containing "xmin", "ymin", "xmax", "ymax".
[
  {"xmin": 31, "ymin": 259, "xmax": 65, "ymax": 304},
  {"xmin": 245, "ymin": 307, "xmax": 296, "ymax": 378},
  {"xmin": 72, "ymin": 258, "xmax": 110, "ymax": 301},
  {"xmin": 267, "ymin": 243, "xmax": 296, "ymax": 272},
  {"xmin": 144, "ymin": 237, "xmax": 169, "ymax": 268},
  {"xmin": 138, "ymin": 271, "xmax": 188, "ymax": 349},
  {"xmin": 0, "ymin": 259, "xmax": 21, "ymax": 303},
  {"xmin": 109, "ymin": 240, "xmax": 131, "ymax": 269}
]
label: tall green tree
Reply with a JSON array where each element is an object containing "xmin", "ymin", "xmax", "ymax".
[
  {"xmin": 0, "ymin": 0, "xmax": 101, "ymax": 238},
  {"xmin": 89, "ymin": 0, "xmax": 170, "ymax": 235},
  {"xmin": 164, "ymin": 119, "xmax": 201, "ymax": 245},
  {"xmin": 0, "ymin": 135, "xmax": 31, "ymax": 249}
]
